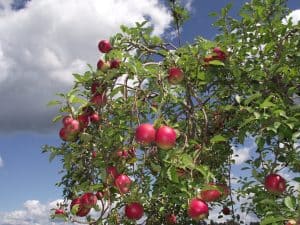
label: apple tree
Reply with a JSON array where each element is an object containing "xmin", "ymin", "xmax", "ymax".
[{"xmin": 43, "ymin": 0, "xmax": 300, "ymax": 224}]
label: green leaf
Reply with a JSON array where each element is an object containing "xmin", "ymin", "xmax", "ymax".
[
  {"xmin": 47, "ymin": 100, "xmax": 61, "ymax": 106},
  {"xmin": 181, "ymin": 154, "xmax": 194, "ymax": 168},
  {"xmin": 167, "ymin": 166, "xmax": 179, "ymax": 183},
  {"xmin": 293, "ymin": 177, "xmax": 300, "ymax": 182},
  {"xmin": 208, "ymin": 60, "xmax": 225, "ymax": 66},
  {"xmin": 284, "ymin": 196, "xmax": 296, "ymax": 211},
  {"xmin": 49, "ymin": 151, "xmax": 56, "ymax": 162},
  {"xmin": 210, "ymin": 135, "xmax": 227, "ymax": 144},
  {"xmin": 261, "ymin": 216, "xmax": 285, "ymax": 225},
  {"xmin": 244, "ymin": 92, "xmax": 261, "ymax": 105},
  {"xmin": 260, "ymin": 98, "xmax": 276, "ymax": 108},
  {"xmin": 52, "ymin": 115, "xmax": 63, "ymax": 123}
]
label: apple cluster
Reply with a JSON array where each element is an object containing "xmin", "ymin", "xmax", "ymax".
[
  {"xmin": 135, "ymin": 123, "xmax": 177, "ymax": 150},
  {"xmin": 59, "ymin": 109, "xmax": 100, "ymax": 142},
  {"xmin": 97, "ymin": 40, "xmax": 121, "ymax": 72},
  {"xmin": 70, "ymin": 192, "xmax": 98, "ymax": 217}
]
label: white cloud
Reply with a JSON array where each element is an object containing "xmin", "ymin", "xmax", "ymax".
[
  {"xmin": 0, "ymin": 199, "xmax": 71, "ymax": 225},
  {"xmin": 284, "ymin": 9, "xmax": 300, "ymax": 25},
  {"xmin": 0, "ymin": 0, "xmax": 172, "ymax": 133},
  {"xmin": 0, "ymin": 155, "xmax": 3, "ymax": 167},
  {"xmin": 231, "ymin": 146, "xmax": 253, "ymax": 165}
]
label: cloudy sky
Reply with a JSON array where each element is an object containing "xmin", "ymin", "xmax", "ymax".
[{"xmin": 0, "ymin": 0, "xmax": 299, "ymax": 224}]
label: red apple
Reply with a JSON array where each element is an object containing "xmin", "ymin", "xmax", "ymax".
[
  {"xmin": 212, "ymin": 47, "xmax": 226, "ymax": 61},
  {"xmin": 155, "ymin": 125, "xmax": 176, "ymax": 150},
  {"xmin": 106, "ymin": 166, "xmax": 118, "ymax": 179},
  {"xmin": 62, "ymin": 119, "xmax": 80, "ymax": 141},
  {"xmin": 78, "ymin": 114, "xmax": 89, "ymax": 130},
  {"xmin": 70, "ymin": 197, "xmax": 91, "ymax": 217},
  {"xmin": 92, "ymin": 151, "xmax": 97, "ymax": 158},
  {"xmin": 200, "ymin": 189, "xmax": 221, "ymax": 202},
  {"xmin": 97, "ymin": 59, "xmax": 110, "ymax": 72},
  {"xmin": 166, "ymin": 213, "xmax": 177, "ymax": 224},
  {"xmin": 135, "ymin": 123, "xmax": 156, "ymax": 145},
  {"xmin": 200, "ymin": 183, "xmax": 229, "ymax": 202},
  {"xmin": 222, "ymin": 207, "xmax": 230, "ymax": 215},
  {"xmin": 168, "ymin": 67, "xmax": 184, "ymax": 85},
  {"xmin": 65, "ymin": 119, "xmax": 80, "ymax": 133},
  {"xmin": 125, "ymin": 202, "xmax": 144, "ymax": 220},
  {"xmin": 91, "ymin": 93, "xmax": 107, "ymax": 106},
  {"xmin": 188, "ymin": 198, "xmax": 209, "ymax": 220},
  {"xmin": 114, "ymin": 174, "xmax": 132, "ymax": 194},
  {"xmin": 264, "ymin": 173, "xmax": 286, "ymax": 194},
  {"xmin": 90, "ymin": 112, "xmax": 100, "ymax": 123},
  {"xmin": 62, "ymin": 115, "xmax": 73, "ymax": 126},
  {"xmin": 59, "ymin": 128, "xmax": 67, "ymax": 141},
  {"xmin": 98, "ymin": 40, "xmax": 112, "ymax": 53},
  {"xmin": 110, "ymin": 59, "xmax": 121, "ymax": 69},
  {"xmin": 80, "ymin": 192, "xmax": 97, "ymax": 208}
]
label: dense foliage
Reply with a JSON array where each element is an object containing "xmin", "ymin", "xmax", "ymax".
[{"xmin": 43, "ymin": 0, "xmax": 300, "ymax": 224}]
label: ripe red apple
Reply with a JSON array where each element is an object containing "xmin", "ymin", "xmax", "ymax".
[
  {"xmin": 166, "ymin": 213, "xmax": 177, "ymax": 224},
  {"xmin": 188, "ymin": 198, "xmax": 209, "ymax": 220},
  {"xmin": 91, "ymin": 93, "xmax": 107, "ymax": 106},
  {"xmin": 59, "ymin": 128, "xmax": 67, "ymax": 141},
  {"xmin": 125, "ymin": 202, "xmax": 144, "ymax": 220},
  {"xmin": 222, "ymin": 207, "xmax": 230, "ymax": 215},
  {"xmin": 200, "ymin": 188, "xmax": 222, "ymax": 202},
  {"xmin": 114, "ymin": 174, "xmax": 132, "ymax": 194},
  {"xmin": 92, "ymin": 151, "xmax": 97, "ymax": 158},
  {"xmin": 200, "ymin": 183, "xmax": 229, "ymax": 202},
  {"xmin": 90, "ymin": 112, "xmax": 100, "ymax": 123},
  {"xmin": 70, "ymin": 197, "xmax": 91, "ymax": 217},
  {"xmin": 78, "ymin": 114, "xmax": 89, "ymax": 130},
  {"xmin": 155, "ymin": 125, "xmax": 176, "ymax": 150},
  {"xmin": 168, "ymin": 67, "xmax": 184, "ymax": 85},
  {"xmin": 110, "ymin": 59, "xmax": 121, "ymax": 69},
  {"xmin": 212, "ymin": 47, "xmax": 226, "ymax": 61},
  {"xmin": 106, "ymin": 166, "xmax": 118, "ymax": 179},
  {"xmin": 65, "ymin": 119, "xmax": 80, "ymax": 133},
  {"xmin": 97, "ymin": 59, "xmax": 110, "ymax": 72},
  {"xmin": 80, "ymin": 192, "xmax": 98, "ymax": 208},
  {"xmin": 62, "ymin": 115, "xmax": 73, "ymax": 126},
  {"xmin": 135, "ymin": 123, "xmax": 156, "ymax": 145},
  {"xmin": 264, "ymin": 173, "xmax": 286, "ymax": 194},
  {"xmin": 98, "ymin": 40, "xmax": 112, "ymax": 53}
]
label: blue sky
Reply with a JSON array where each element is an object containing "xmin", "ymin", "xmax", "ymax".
[{"xmin": 0, "ymin": 0, "xmax": 299, "ymax": 224}]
